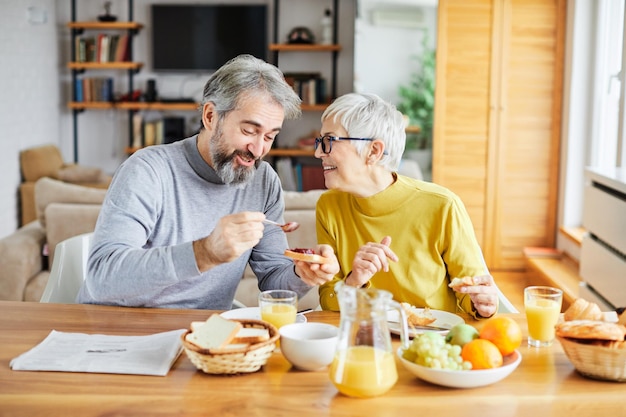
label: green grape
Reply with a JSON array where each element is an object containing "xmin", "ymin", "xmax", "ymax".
[{"xmin": 406, "ymin": 332, "xmax": 473, "ymax": 371}]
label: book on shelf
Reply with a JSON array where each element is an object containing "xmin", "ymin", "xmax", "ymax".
[
  {"xmin": 74, "ymin": 79, "xmax": 83, "ymax": 102},
  {"xmin": 283, "ymin": 72, "xmax": 327, "ymax": 105},
  {"xmin": 154, "ymin": 119, "xmax": 164, "ymax": 145},
  {"xmin": 74, "ymin": 34, "xmax": 129, "ymax": 63},
  {"xmin": 74, "ymin": 77, "xmax": 113, "ymax": 102},
  {"xmin": 114, "ymin": 34, "xmax": 130, "ymax": 62},
  {"xmin": 143, "ymin": 121, "xmax": 156, "ymax": 147},
  {"xmin": 132, "ymin": 113, "xmax": 143, "ymax": 149},
  {"xmin": 97, "ymin": 33, "xmax": 108, "ymax": 63},
  {"xmin": 107, "ymin": 35, "xmax": 119, "ymax": 62},
  {"xmin": 134, "ymin": 117, "xmax": 171, "ymax": 149}
]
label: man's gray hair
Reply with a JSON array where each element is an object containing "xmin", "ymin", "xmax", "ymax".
[{"xmin": 201, "ymin": 54, "xmax": 302, "ymax": 121}]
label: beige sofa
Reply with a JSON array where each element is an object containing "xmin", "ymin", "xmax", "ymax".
[
  {"xmin": 19, "ymin": 144, "xmax": 111, "ymax": 226},
  {"xmin": 0, "ymin": 178, "xmax": 323, "ymax": 308}
]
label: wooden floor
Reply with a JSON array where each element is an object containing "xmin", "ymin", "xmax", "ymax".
[{"xmin": 492, "ymin": 271, "xmax": 528, "ymax": 313}]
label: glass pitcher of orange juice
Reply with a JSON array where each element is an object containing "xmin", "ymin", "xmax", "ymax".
[{"xmin": 329, "ymin": 282, "xmax": 409, "ymax": 398}]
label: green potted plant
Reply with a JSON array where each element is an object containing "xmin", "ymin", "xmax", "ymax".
[{"xmin": 397, "ymin": 39, "xmax": 436, "ymax": 151}]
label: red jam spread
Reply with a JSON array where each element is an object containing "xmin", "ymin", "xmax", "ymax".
[{"xmin": 289, "ymin": 248, "xmax": 315, "ymax": 254}]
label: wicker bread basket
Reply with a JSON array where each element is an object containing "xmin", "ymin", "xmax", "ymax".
[
  {"xmin": 558, "ymin": 336, "xmax": 626, "ymax": 382},
  {"xmin": 182, "ymin": 319, "xmax": 279, "ymax": 375}
]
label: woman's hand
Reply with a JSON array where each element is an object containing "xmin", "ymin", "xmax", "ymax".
[
  {"xmin": 345, "ymin": 236, "xmax": 398, "ymax": 288},
  {"xmin": 294, "ymin": 244, "xmax": 340, "ymax": 286},
  {"xmin": 453, "ymin": 274, "xmax": 499, "ymax": 318}
]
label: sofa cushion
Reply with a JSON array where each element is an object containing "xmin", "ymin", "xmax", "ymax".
[
  {"xmin": 45, "ymin": 203, "xmax": 102, "ymax": 262},
  {"xmin": 24, "ymin": 271, "xmax": 50, "ymax": 302},
  {"xmin": 54, "ymin": 164, "xmax": 105, "ymax": 183},
  {"xmin": 0, "ymin": 221, "xmax": 46, "ymax": 301},
  {"xmin": 34, "ymin": 178, "xmax": 107, "ymax": 228},
  {"xmin": 20, "ymin": 144, "xmax": 64, "ymax": 182},
  {"xmin": 283, "ymin": 189, "xmax": 325, "ymax": 210}
]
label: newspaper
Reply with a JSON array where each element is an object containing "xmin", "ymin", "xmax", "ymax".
[{"xmin": 10, "ymin": 329, "xmax": 186, "ymax": 376}]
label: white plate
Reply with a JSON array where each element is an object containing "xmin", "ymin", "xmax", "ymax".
[
  {"xmin": 398, "ymin": 347, "xmax": 522, "ymax": 388},
  {"xmin": 387, "ymin": 308, "xmax": 464, "ymax": 337},
  {"xmin": 220, "ymin": 307, "xmax": 307, "ymax": 323}
]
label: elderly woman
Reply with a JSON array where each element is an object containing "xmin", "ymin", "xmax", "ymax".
[{"xmin": 315, "ymin": 93, "xmax": 498, "ymax": 319}]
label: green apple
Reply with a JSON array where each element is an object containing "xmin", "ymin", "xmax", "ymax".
[{"xmin": 445, "ymin": 323, "xmax": 479, "ymax": 347}]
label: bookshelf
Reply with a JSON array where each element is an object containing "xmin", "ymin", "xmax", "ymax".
[
  {"xmin": 269, "ymin": 0, "xmax": 340, "ymax": 190},
  {"xmin": 67, "ymin": 2, "xmax": 198, "ymax": 162},
  {"xmin": 67, "ymin": 0, "xmax": 143, "ymax": 163},
  {"xmin": 270, "ymin": 0, "xmax": 340, "ymax": 101}
]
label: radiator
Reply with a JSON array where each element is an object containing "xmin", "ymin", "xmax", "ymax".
[{"xmin": 580, "ymin": 167, "xmax": 626, "ymax": 309}]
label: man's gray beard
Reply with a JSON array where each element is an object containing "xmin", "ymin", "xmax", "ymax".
[
  {"xmin": 210, "ymin": 129, "xmax": 259, "ymax": 187},
  {"xmin": 214, "ymin": 158, "xmax": 258, "ymax": 188}
]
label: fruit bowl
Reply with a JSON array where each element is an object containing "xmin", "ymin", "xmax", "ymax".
[{"xmin": 397, "ymin": 347, "xmax": 522, "ymax": 388}]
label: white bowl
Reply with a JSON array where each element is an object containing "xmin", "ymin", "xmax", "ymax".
[
  {"xmin": 397, "ymin": 347, "xmax": 522, "ymax": 388},
  {"xmin": 279, "ymin": 323, "xmax": 338, "ymax": 371}
]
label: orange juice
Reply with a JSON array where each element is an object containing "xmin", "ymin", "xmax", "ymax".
[
  {"xmin": 329, "ymin": 346, "xmax": 397, "ymax": 398},
  {"xmin": 260, "ymin": 304, "xmax": 297, "ymax": 329},
  {"xmin": 525, "ymin": 298, "xmax": 561, "ymax": 343}
]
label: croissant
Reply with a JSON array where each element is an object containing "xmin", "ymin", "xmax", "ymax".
[{"xmin": 563, "ymin": 298, "xmax": 604, "ymax": 321}]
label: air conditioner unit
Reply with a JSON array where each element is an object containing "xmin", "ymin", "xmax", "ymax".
[{"xmin": 370, "ymin": 7, "xmax": 424, "ymax": 29}]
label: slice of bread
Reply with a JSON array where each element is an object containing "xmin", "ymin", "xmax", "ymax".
[
  {"xmin": 209, "ymin": 343, "xmax": 251, "ymax": 353},
  {"xmin": 231, "ymin": 327, "xmax": 270, "ymax": 344},
  {"xmin": 448, "ymin": 276, "xmax": 476, "ymax": 291},
  {"xmin": 186, "ymin": 314, "xmax": 242, "ymax": 350},
  {"xmin": 284, "ymin": 249, "xmax": 332, "ymax": 264},
  {"xmin": 401, "ymin": 302, "xmax": 436, "ymax": 326}
]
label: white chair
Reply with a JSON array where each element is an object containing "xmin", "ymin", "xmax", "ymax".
[
  {"xmin": 40, "ymin": 232, "xmax": 93, "ymax": 303},
  {"xmin": 40, "ymin": 232, "xmax": 248, "ymax": 308},
  {"xmin": 497, "ymin": 287, "xmax": 519, "ymax": 313}
]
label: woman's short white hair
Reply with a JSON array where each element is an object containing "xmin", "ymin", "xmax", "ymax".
[{"xmin": 321, "ymin": 93, "xmax": 406, "ymax": 171}]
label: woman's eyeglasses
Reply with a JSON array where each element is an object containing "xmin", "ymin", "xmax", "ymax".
[{"xmin": 314, "ymin": 135, "xmax": 387, "ymax": 155}]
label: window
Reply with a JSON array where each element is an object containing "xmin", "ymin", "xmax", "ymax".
[
  {"xmin": 558, "ymin": 1, "xmax": 626, "ymax": 245},
  {"xmin": 592, "ymin": 0, "xmax": 624, "ymax": 168}
]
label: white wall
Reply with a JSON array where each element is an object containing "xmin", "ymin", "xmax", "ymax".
[
  {"xmin": 354, "ymin": 0, "xmax": 437, "ymax": 104},
  {"xmin": 0, "ymin": 0, "xmax": 60, "ymax": 238}
]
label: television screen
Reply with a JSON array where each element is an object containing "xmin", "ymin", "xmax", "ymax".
[{"xmin": 151, "ymin": 5, "xmax": 268, "ymax": 72}]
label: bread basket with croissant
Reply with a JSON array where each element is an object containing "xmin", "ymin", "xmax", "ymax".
[{"xmin": 556, "ymin": 299, "xmax": 626, "ymax": 382}]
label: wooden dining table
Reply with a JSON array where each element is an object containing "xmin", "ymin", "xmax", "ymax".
[{"xmin": 0, "ymin": 301, "xmax": 624, "ymax": 417}]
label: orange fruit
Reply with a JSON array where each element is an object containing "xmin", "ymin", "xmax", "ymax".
[
  {"xmin": 461, "ymin": 339, "xmax": 503, "ymax": 370},
  {"xmin": 478, "ymin": 316, "xmax": 522, "ymax": 356}
]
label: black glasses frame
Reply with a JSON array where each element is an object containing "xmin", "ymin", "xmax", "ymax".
[{"xmin": 314, "ymin": 135, "xmax": 376, "ymax": 154}]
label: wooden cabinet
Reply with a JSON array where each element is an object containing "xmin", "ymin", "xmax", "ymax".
[{"xmin": 433, "ymin": 0, "xmax": 566, "ymax": 270}]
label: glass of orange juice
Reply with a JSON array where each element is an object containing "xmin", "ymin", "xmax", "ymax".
[
  {"xmin": 524, "ymin": 286, "xmax": 563, "ymax": 347},
  {"xmin": 258, "ymin": 290, "xmax": 297, "ymax": 330}
]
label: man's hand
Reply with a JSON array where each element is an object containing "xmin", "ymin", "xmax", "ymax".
[
  {"xmin": 345, "ymin": 236, "xmax": 398, "ymax": 288},
  {"xmin": 293, "ymin": 244, "xmax": 340, "ymax": 286},
  {"xmin": 193, "ymin": 212, "xmax": 265, "ymax": 272}
]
